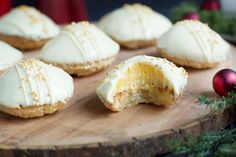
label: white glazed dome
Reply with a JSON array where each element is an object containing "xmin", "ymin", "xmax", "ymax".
[
  {"xmin": 158, "ymin": 20, "xmax": 230, "ymax": 65},
  {"xmin": 0, "ymin": 59, "xmax": 74, "ymax": 108},
  {"xmin": 0, "ymin": 41, "xmax": 23, "ymax": 71},
  {"xmin": 0, "ymin": 5, "xmax": 60, "ymax": 40},
  {"xmin": 40, "ymin": 21, "xmax": 120, "ymax": 64},
  {"xmin": 98, "ymin": 3, "xmax": 172, "ymax": 42}
]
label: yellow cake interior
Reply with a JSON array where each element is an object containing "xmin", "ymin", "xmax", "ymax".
[{"xmin": 113, "ymin": 63, "xmax": 176, "ymax": 110}]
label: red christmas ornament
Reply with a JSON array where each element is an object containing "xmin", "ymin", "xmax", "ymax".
[
  {"xmin": 212, "ymin": 69, "xmax": 236, "ymax": 96},
  {"xmin": 182, "ymin": 12, "xmax": 200, "ymax": 20},
  {"xmin": 202, "ymin": 0, "xmax": 220, "ymax": 11}
]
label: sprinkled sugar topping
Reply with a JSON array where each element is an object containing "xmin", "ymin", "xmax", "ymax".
[
  {"xmin": 15, "ymin": 59, "xmax": 52, "ymax": 106},
  {"xmin": 19, "ymin": 59, "xmax": 47, "ymax": 81}
]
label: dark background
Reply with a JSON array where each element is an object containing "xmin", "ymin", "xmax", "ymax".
[{"xmin": 12, "ymin": 0, "xmax": 203, "ymax": 20}]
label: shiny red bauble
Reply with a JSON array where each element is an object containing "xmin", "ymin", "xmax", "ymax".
[
  {"xmin": 182, "ymin": 12, "xmax": 200, "ymax": 20},
  {"xmin": 202, "ymin": 0, "xmax": 220, "ymax": 11},
  {"xmin": 212, "ymin": 69, "xmax": 236, "ymax": 96}
]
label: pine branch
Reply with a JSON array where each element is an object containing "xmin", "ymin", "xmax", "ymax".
[
  {"xmin": 198, "ymin": 92, "xmax": 236, "ymax": 112},
  {"xmin": 215, "ymin": 141, "xmax": 236, "ymax": 157},
  {"xmin": 167, "ymin": 128, "xmax": 236, "ymax": 157},
  {"xmin": 167, "ymin": 92, "xmax": 236, "ymax": 156}
]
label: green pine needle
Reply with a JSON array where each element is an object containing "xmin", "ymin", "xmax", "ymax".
[
  {"xmin": 198, "ymin": 92, "xmax": 236, "ymax": 112},
  {"xmin": 215, "ymin": 141, "xmax": 236, "ymax": 157},
  {"xmin": 167, "ymin": 128, "xmax": 236, "ymax": 157}
]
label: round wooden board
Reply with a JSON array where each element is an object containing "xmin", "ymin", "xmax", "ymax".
[{"xmin": 0, "ymin": 47, "xmax": 235, "ymax": 157}]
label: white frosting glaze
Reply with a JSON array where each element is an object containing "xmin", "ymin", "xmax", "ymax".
[
  {"xmin": 158, "ymin": 20, "xmax": 230, "ymax": 63},
  {"xmin": 97, "ymin": 55, "xmax": 188, "ymax": 104},
  {"xmin": 0, "ymin": 41, "xmax": 23, "ymax": 71},
  {"xmin": 0, "ymin": 5, "xmax": 60, "ymax": 40},
  {"xmin": 40, "ymin": 21, "xmax": 120, "ymax": 64},
  {"xmin": 97, "ymin": 3, "xmax": 172, "ymax": 42},
  {"xmin": 0, "ymin": 59, "xmax": 74, "ymax": 108}
]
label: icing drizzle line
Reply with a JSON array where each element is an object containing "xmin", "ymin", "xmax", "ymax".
[
  {"xmin": 62, "ymin": 24, "xmax": 86, "ymax": 61},
  {"xmin": 180, "ymin": 20, "xmax": 214, "ymax": 62},
  {"xmin": 179, "ymin": 20, "xmax": 223, "ymax": 61},
  {"xmin": 62, "ymin": 22, "xmax": 103, "ymax": 61},
  {"xmin": 124, "ymin": 4, "xmax": 148, "ymax": 39},
  {"xmin": 79, "ymin": 22, "xmax": 102, "ymax": 60},
  {"xmin": 15, "ymin": 59, "xmax": 52, "ymax": 106},
  {"xmin": 15, "ymin": 65, "xmax": 29, "ymax": 105}
]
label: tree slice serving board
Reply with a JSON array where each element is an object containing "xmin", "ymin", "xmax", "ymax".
[{"xmin": 0, "ymin": 46, "xmax": 235, "ymax": 157}]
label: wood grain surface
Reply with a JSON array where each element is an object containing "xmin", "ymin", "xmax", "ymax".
[{"xmin": 0, "ymin": 46, "xmax": 235, "ymax": 157}]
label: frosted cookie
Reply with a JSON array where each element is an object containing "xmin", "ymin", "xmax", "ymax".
[
  {"xmin": 0, "ymin": 41, "xmax": 23, "ymax": 74},
  {"xmin": 0, "ymin": 59, "xmax": 74, "ymax": 118},
  {"xmin": 157, "ymin": 20, "xmax": 230, "ymax": 69},
  {"xmin": 0, "ymin": 5, "xmax": 60, "ymax": 50},
  {"xmin": 96, "ymin": 55, "xmax": 187, "ymax": 111},
  {"xmin": 40, "ymin": 21, "xmax": 120, "ymax": 76},
  {"xmin": 98, "ymin": 3, "xmax": 172, "ymax": 49}
]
